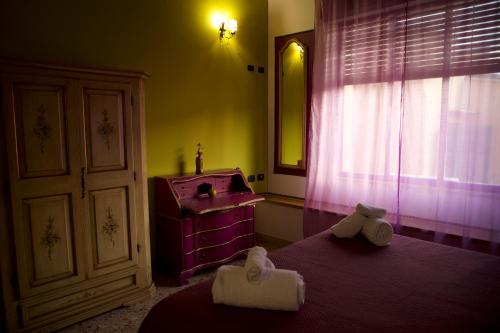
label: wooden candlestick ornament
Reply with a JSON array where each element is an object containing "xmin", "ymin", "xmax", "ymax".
[{"xmin": 196, "ymin": 143, "xmax": 204, "ymax": 175}]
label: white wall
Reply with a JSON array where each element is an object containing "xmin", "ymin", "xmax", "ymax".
[
  {"xmin": 255, "ymin": 202, "xmax": 304, "ymax": 241},
  {"xmin": 267, "ymin": 0, "xmax": 314, "ymax": 197}
]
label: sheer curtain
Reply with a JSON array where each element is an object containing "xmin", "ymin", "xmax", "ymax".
[{"xmin": 304, "ymin": 0, "xmax": 500, "ymax": 246}]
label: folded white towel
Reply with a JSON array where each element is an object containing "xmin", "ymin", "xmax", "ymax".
[
  {"xmin": 356, "ymin": 203, "xmax": 386, "ymax": 218},
  {"xmin": 212, "ymin": 265, "xmax": 305, "ymax": 311},
  {"xmin": 245, "ymin": 246, "xmax": 276, "ymax": 284},
  {"xmin": 361, "ymin": 218, "xmax": 393, "ymax": 246},
  {"xmin": 330, "ymin": 212, "xmax": 367, "ymax": 238}
]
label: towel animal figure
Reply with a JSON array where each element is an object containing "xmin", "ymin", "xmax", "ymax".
[
  {"xmin": 361, "ymin": 218, "xmax": 393, "ymax": 246},
  {"xmin": 330, "ymin": 203, "xmax": 393, "ymax": 246},
  {"xmin": 244, "ymin": 246, "xmax": 276, "ymax": 284},
  {"xmin": 212, "ymin": 265, "xmax": 305, "ymax": 311},
  {"xmin": 356, "ymin": 203, "xmax": 387, "ymax": 218},
  {"xmin": 330, "ymin": 212, "xmax": 367, "ymax": 238}
]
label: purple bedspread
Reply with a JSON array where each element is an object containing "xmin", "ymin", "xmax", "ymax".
[{"xmin": 140, "ymin": 232, "xmax": 500, "ymax": 332}]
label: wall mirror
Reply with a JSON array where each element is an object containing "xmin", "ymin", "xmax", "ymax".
[{"xmin": 274, "ymin": 30, "xmax": 314, "ymax": 176}]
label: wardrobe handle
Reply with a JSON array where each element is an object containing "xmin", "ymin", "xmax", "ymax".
[{"xmin": 80, "ymin": 167, "xmax": 86, "ymax": 198}]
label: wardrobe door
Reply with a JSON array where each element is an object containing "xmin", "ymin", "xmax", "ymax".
[
  {"xmin": 78, "ymin": 80, "xmax": 138, "ymax": 278},
  {"xmin": 1, "ymin": 74, "xmax": 86, "ymax": 298}
]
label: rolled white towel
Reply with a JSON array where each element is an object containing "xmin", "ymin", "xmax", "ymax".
[
  {"xmin": 245, "ymin": 246, "xmax": 276, "ymax": 284},
  {"xmin": 361, "ymin": 218, "xmax": 393, "ymax": 246},
  {"xmin": 330, "ymin": 212, "xmax": 367, "ymax": 238},
  {"xmin": 356, "ymin": 203, "xmax": 387, "ymax": 218},
  {"xmin": 212, "ymin": 265, "xmax": 305, "ymax": 311}
]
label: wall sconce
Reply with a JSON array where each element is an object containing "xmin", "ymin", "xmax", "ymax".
[{"xmin": 217, "ymin": 17, "xmax": 237, "ymax": 44}]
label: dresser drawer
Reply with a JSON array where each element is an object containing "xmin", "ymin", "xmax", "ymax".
[
  {"xmin": 182, "ymin": 233, "xmax": 254, "ymax": 271},
  {"xmin": 196, "ymin": 219, "xmax": 253, "ymax": 249},
  {"xmin": 183, "ymin": 234, "xmax": 195, "ymax": 254},
  {"xmin": 196, "ymin": 233, "xmax": 253, "ymax": 265},
  {"xmin": 194, "ymin": 206, "xmax": 253, "ymax": 232},
  {"xmin": 183, "ymin": 219, "xmax": 253, "ymax": 254}
]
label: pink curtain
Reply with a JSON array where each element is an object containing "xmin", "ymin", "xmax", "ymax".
[{"xmin": 304, "ymin": 0, "xmax": 500, "ymax": 246}]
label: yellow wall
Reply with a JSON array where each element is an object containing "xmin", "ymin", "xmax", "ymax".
[{"xmin": 0, "ymin": 0, "xmax": 268, "ymax": 193}]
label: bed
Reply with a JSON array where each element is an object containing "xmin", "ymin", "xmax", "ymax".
[{"xmin": 139, "ymin": 231, "xmax": 500, "ymax": 332}]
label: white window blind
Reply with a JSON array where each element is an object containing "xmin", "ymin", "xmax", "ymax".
[{"xmin": 340, "ymin": 0, "xmax": 500, "ymax": 84}]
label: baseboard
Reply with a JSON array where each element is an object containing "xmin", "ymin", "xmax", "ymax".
[{"xmin": 262, "ymin": 193, "xmax": 304, "ymax": 209}]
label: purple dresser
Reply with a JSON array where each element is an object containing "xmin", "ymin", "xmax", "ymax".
[{"xmin": 155, "ymin": 169, "xmax": 264, "ymax": 284}]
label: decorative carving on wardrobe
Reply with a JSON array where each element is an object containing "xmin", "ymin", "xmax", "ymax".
[{"xmin": 40, "ymin": 216, "xmax": 62, "ymax": 260}]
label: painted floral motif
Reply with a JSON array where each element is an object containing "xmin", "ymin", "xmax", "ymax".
[
  {"xmin": 40, "ymin": 216, "xmax": 61, "ymax": 260},
  {"xmin": 32, "ymin": 105, "xmax": 53, "ymax": 154},
  {"xmin": 97, "ymin": 109, "xmax": 114, "ymax": 150},
  {"xmin": 102, "ymin": 207, "xmax": 119, "ymax": 246}
]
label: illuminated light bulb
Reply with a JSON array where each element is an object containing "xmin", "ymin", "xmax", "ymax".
[
  {"xmin": 212, "ymin": 13, "xmax": 226, "ymax": 29},
  {"xmin": 227, "ymin": 19, "xmax": 238, "ymax": 33}
]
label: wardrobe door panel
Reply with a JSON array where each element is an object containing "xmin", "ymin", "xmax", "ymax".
[
  {"xmin": 22, "ymin": 195, "xmax": 76, "ymax": 288},
  {"xmin": 84, "ymin": 88, "xmax": 126, "ymax": 172},
  {"xmin": 89, "ymin": 187, "xmax": 133, "ymax": 271},
  {"xmin": 14, "ymin": 82, "xmax": 69, "ymax": 178}
]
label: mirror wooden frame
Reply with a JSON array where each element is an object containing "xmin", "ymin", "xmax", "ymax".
[{"xmin": 274, "ymin": 30, "xmax": 314, "ymax": 177}]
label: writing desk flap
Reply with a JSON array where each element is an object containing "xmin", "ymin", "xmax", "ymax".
[
  {"xmin": 155, "ymin": 169, "xmax": 264, "ymax": 217},
  {"xmin": 180, "ymin": 192, "xmax": 265, "ymax": 215}
]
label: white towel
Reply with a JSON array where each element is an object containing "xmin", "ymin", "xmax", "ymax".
[
  {"xmin": 212, "ymin": 265, "xmax": 305, "ymax": 311},
  {"xmin": 356, "ymin": 203, "xmax": 387, "ymax": 218},
  {"xmin": 245, "ymin": 246, "xmax": 276, "ymax": 284},
  {"xmin": 361, "ymin": 218, "xmax": 393, "ymax": 246},
  {"xmin": 330, "ymin": 212, "xmax": 367, "ymax": 238}
]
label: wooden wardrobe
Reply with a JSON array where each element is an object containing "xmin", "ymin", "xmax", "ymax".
[{"xmin": 0, "ymin": 59, "xmax": 153, "ymax": 332}]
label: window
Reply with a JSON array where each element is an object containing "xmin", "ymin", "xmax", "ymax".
[
  {"xmin": 338, "ymin": 1, "xmax": 500, "ymax": 187},
  {"xmin": 305, "ymin": 0, "xmax": 500, "ymax": 240}
]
